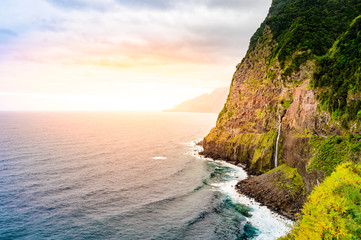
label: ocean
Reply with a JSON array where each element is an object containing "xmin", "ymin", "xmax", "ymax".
[{"xmin": 0, "ymin": 112, "xmax": 292, "ymax": 239}]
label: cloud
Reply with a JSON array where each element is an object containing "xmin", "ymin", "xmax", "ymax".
[
  {"xmin": 207, "ymin": 0, "xmax": 269, "ymax": 9},
  {"xmin": 3, "ymin": 0, "xmax": 271, "ymax": 54},
  {"xmin": 114, "ymin": 0, "xmax": 172, "ymax": 10},
  {"xmin": 0, "ymin": 29, "xmax": 18, "ymax": 42},
  {"xmin": 0, "ymin": 29, "xmax": 17, "ymax": 36},
  {"xmin": 0, "ymin": 29, "xmax": 18, "ymax": 46},
  {"xmin": 46, "ymin": 0, "xmax": 88, "ymax": 9},
  {"xmin": 45, "ymin": 0, "xmax": 114, "ymax": 11},
  {"xmin": 113, "ymin": 0, "xmax": 268, "ymax": 11},
  {"xmin": 0, "ymin": 0, "xmax": 272, "ymax": 111}
]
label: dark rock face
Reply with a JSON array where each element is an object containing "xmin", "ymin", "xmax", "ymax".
[{"xmin": 202, "ymin": 28, "xmax": 283, "ymax": 175}]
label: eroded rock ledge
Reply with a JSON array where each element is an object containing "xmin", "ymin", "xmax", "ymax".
[{"xmin": 235, "ymin": 164, "xmax": 305, "ymax": 220}]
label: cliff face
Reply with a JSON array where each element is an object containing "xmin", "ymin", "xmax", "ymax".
[
  {"xmin": 202, "ymin": 0, "xmax": 361, "ymax": 219},
  {"xmin": 203, "ymin": 26, "xmax": 283, "ymax": 174}
]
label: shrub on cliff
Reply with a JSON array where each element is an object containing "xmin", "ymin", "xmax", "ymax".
[
  {"xmin": 312, "ymin": 16, "xmax": 361, "ymax": 123},
  {"xmin": 308, "ymin": 135, "xmax": 361, "ymax": 176},
  {"xmin": 279, "ymin": 162, "xmax": 361, "ymax": 240},
  {"xmin": 250, "ymin": 0, "xmax": 361, "ymax": 70},
  {"xmin": 249, "ymin": 0, "xmax": 361, "ymax": 123}
]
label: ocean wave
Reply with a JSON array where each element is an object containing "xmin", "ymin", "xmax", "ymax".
[
  {"xmin": 188, "ymin": 139, "xmax": 293, "ymax": 240},
  {"xmin": 151, "ymin": 156, "xmax": 167, "ymax": 160}
]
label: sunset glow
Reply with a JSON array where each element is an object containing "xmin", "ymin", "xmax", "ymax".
[{"xmin": 0, "ymin": 0, "xmax": 271, "ymax": 111}]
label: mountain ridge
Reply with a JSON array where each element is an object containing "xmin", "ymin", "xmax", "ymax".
[{"xmin": 165, "ymin": 87, "xmax": 228, "ymax": 113}]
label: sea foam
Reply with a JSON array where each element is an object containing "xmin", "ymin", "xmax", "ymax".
[
  {"xmin": 188, "ymin": 140, "xmax": 293, "ymax": 239},
  {"xmin": 152, "ymin": 156, "xmax": 167, "ymax": 160}
]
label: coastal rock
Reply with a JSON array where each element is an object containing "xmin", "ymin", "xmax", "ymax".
[{"xmin": 236, "ymin": 164, "xmax": 305, "ymax": 220}]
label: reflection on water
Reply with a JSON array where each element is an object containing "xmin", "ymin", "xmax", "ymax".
[{"xmin": 0, "ymin": 112, "xmax": 291, "ymax": 239}]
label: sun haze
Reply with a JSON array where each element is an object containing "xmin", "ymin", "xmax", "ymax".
[{"xmin": 0, "ymin": 0, "xmax": 271, "ymax": 111}]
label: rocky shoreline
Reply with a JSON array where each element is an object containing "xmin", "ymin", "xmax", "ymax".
[
  {"xmin": 199, "ymin": 147, "xmax": 302, "ymax": 221},
  {"xmin": 235, "ymin": 174, "xmax": 303, "ymax": 221}
]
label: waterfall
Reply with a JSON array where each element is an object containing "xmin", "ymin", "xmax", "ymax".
[{"xmin": 274, "ymin": 121, "xmax": 282, "ymax": 168}]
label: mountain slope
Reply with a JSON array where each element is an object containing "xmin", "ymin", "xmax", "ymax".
[
  {"xmin": 165, "ymin": 87, "xmax": 228, "ymax": 113},
  {"xmin": 202, "ymin": 0, "xmax": 361, "ymax": 220}
]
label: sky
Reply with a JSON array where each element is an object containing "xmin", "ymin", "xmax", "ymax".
[{"xmin": 0, "ymin": 0, "xmax": 271, "ymax": 111}]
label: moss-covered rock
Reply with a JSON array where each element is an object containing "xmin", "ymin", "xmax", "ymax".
[{"xmin": 203, "ymin": 128, "xmax": 277, "ymax": 174}]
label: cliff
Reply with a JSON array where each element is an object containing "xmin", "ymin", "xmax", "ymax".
[
  {"xmin": 202, "ymin": 0, "xmax": 361, "ymax": 220},
  {"xmin": 165, "ymin": 87, "xmax": 228, "ymax": 113}
]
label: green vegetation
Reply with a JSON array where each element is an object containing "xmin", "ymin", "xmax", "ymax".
[
  {"xmin": 251, "ymin": 129, "xmax": 277, "ymax": 173},
  {"xmin": 273, "ymin": 164, "xmax": 305, "ymax": 199},
  {"xmin": 256, "ymin": 110, "xmax": 264, "ymax": 118},
  {"xmin": 281, "ymin": 52, "xmax": 310, "ymax": 79},
  {"xmin": 312, "ymin": 16, "xmax": 361, "ymax": 122},
  {"xmin": 308, "ymin": 135, "xmax": 361, "ymax": 176},
  {"xmin": 249, "ymin": 0, "xmax": 361, "ymax": 78},
  {"xmin": 204, "ymin": 128, "xmax": 279, "ymax": 173},
  {"xmin": 280, "ymin": 98, "xmax": 292, "ymax": 109},
  {"xmin": 217, "ymin": 99, "xmax": 235, "ymax": 124},
  {"xmin": 280, "ymin": 162, "xmax": 361, "ymax": 240},
  {"xmin": 248, "ymin": 0, "xmax": 361, "ymax": 123},
  {"xmin": 267, "ymin": 70, "xmax": 277, "ymax": 82},
  {"xmin": 217, "ymin": 106, "xmax": 227, "ymax": 122}
]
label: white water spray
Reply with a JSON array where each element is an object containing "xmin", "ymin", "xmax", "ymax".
[
  {"xmin": 188, "ymin": 140, "xmax": 293, "ymax": 239},
  {"xmin": 274, "ymin": 121, "xmax": 282, "ymax": 168}
]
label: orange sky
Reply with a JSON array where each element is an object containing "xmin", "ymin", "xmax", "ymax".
[{"xmin": 0, "ymin": 0, "xmax": 271, "ymax": 111}]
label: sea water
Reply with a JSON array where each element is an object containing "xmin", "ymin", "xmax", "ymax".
[{"xmin": 0, "ymin": 112, "xmax": 291, "ymax": 239}]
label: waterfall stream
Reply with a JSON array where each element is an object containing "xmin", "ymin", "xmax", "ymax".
[{"xmin": 274, "ymin": 121, "xmax": 282, "ymax": 168}]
